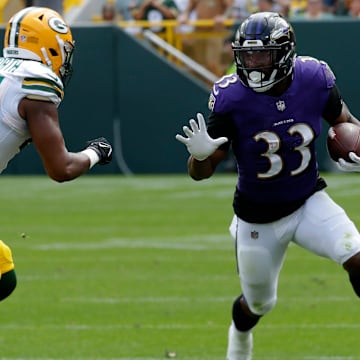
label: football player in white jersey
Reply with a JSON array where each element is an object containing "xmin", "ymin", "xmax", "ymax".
[{"xmin": 0, "ymin": 7, "xmax": 113, "ymax": 301}]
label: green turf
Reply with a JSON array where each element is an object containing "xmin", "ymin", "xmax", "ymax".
[{"xmin": 1, "ymin": 173, "xmax": 360, "ymax": 359}]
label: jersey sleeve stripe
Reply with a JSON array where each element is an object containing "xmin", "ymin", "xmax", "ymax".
[{"xmin": 22, "ymin": 77, "xmax": 64, "ymax": 99}]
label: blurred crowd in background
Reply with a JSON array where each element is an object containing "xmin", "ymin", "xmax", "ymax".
[
  {"xmin": 98, "ymin": 0, "xmax": 360, "ymax": 77},
  {"xmin": 109, "ymin": 0, "xmax": 360, "ymax": 23}
]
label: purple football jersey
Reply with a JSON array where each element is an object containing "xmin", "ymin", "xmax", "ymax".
[{"xmin": 208, "ymin": 56, "xmax": 335, "ymax": 204}]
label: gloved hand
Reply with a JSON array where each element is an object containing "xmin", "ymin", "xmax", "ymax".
[
  {"xmin": 175, "ymin": 113, "xmax": 228, "ymax": 161},
  {"xmin": 85, "ymin": 137, "xmax": 113, "ymax": 165},
  {"xmin": 337, "ymin": 152, "xmax": 360, "ymax": 172}
]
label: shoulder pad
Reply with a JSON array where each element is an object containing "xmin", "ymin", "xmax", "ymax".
[
  {"xmin": 208, "ymin": 74, "xmax": 239, "ymax": 112},
  {"xmin": 20, "ymin": 61, "xmax": 64, "ymax": 104},
  {"xmin": 295, "ymin": 56, "xmax": 336, "ymax": 89}
]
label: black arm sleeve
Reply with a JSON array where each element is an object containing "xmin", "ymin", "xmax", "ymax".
[
  {"xmin": 207, "ymin": 112, "xmax": 233, "ymax": 151},
  {"xmin": 322, "ymin": 84, "xmax": 343, "ymax": 122}
]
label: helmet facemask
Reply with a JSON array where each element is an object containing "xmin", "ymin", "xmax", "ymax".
[{"xmin": 58, "ymin": 37, "xmax": 75, "ymax": 87}]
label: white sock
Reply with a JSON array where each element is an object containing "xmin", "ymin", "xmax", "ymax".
[{"xmin": 226, "ymin": 322, "xmax": 253, "ymax": 360}]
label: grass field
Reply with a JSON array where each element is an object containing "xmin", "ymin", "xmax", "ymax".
[{"xmin": 1, "ymin": 173, "xmax": 360, "ymax": 360}]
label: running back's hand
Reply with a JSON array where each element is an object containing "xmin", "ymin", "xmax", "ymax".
[
  {"xmin": 337, "ymin": 152, "xmax": 360, "ymax": 172},
  {"xmin": 175, "ymin": 113, "xmax": 228, "ymax": 161}
]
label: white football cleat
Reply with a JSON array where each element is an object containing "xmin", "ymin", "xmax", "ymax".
[{"xmin": 226, "ymin": 322, "xmax": 253, "ymax": 360}]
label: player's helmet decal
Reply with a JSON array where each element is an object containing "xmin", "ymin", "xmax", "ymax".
[
  {"xmin": 232, "ymin": 12, "xmax": 296, "ymax": 93},
  {"xmin": 48, "ymin": 17, "xmax": 69, "ymax": 34}
]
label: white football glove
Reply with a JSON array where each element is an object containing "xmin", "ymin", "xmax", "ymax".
[
  {"xmin": 337, "ymin": 152, "xmax": 360, "ymax": 172},
  {"xmin": 175, "ymin": 113, "xmax": 228, "ymax": 161}
]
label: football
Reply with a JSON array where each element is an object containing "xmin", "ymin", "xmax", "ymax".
[{"xmin": 327, "ymin": 123, "xmax": 360, "ymax": 162}]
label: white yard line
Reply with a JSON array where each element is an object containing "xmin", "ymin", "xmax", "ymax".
[
  {"xmin": 57, "ymin": 295, "xmax": 354, "ymax": 304},
  {"xmin": 2, "ymin": 323, "xmax": 360, "ymax": 330}
]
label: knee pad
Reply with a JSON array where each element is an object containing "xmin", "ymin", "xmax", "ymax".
[
  {"xmin": 238, "ymin": 246, "xmax": 272, "ymax": 287},
  {"xmin": 0, "ymin": 269, "xmax": 17, "ymax": 301},
  {"xmin": 232, "ymin": 295, "xmax": 261, "ymax": 332},
  {"xmin": 247, "ymin": 296, "xmax": 277, "ymax": 316}
]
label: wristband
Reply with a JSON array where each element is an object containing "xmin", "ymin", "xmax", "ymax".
[{"xmin": 81, "ymin": 148, "xmax": 100, "ymax": 169}]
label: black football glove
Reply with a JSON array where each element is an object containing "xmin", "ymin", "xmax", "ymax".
[{"xmin": 85, "ymin": 137, "xmax": 113, "ymax": 165}]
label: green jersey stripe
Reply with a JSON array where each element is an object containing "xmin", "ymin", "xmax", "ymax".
[{"xmin": 22, "ymin": 83, "xmax": 63, "ymax": 98}]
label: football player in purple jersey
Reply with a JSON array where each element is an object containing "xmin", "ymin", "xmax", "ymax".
[{"xmin": 176, "ymin": 11, "xmax": 360, "ymax": 360}]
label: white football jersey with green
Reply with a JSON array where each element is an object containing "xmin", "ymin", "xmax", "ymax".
[{"xmin": 0, "ymin": 58, "xmax": 64, "ymax": 172}]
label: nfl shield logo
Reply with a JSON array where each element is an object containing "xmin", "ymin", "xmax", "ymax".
[
  {"xmin": 276, "ymin": 100, "xmax": 286, "ymax": 112},
  {"xmin": 251, "ymin": 230, "xmax": 259, "ymax": 239},
  {"xmin": 208, "ymin": 93, "xmax": 216, "ymax": 111}
]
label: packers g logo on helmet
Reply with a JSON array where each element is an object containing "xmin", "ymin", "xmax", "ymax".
[
  {"xmin": 48, "ymin": 17, "xmax": 69, "ymax": 34},
  {"xmin": 3, "ymin": 6, "xmax": 75, "ymax": 85}
]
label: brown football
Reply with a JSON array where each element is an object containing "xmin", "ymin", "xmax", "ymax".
[{"xmin": 327, "ymin": 123, "xmax": 360, "ymax": 162}]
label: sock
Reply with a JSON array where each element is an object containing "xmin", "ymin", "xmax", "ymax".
[{"xmin": 0, "ymin": 269, "xmax": 17, "ymax": 301}]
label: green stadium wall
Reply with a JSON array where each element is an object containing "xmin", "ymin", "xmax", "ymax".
[{"xmin": 1, "ymin": 19, "xmax": 359, "ymax": 174}]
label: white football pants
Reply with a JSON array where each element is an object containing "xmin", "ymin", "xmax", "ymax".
[{"xmin": 229, "ymin": 190, "xmax": 360, "ymax": 316}]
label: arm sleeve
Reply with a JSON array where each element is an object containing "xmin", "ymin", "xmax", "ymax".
[
  {"xmin": 207, "ymin": 111, "xmax": 233, "ymax": 151},
  {"xmin": 322, "ymin": 84, "xmax": 343, "ymax": 122}
]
